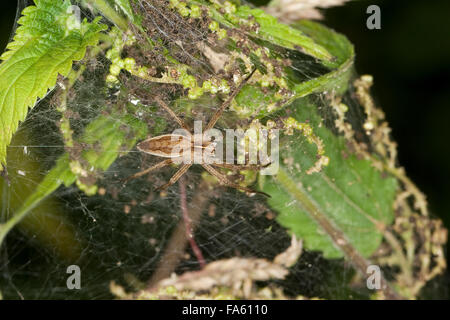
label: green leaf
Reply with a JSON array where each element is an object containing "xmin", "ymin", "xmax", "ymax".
[
  {"xmin": 112, "ymin": 0, "xmax": 136, "ymax": 23},
  {"xmin": 232, "ymin": 21, "xmax": 355, "ymax": 118},
  {"xmin": 82, "ymin": 0, "xmax": 130, "ymax": 30},
  {"xmin": 289, "ymin": 20, "xmax": 355, "ymax": 101},
  {"xmin": 79, "ymin": 114, "xmax": 147, "ymax": 174},
  {"xmin": 261, "ymin": 99, "xmax": 398, "ymax": 259},
  {"xmin": 198, "ymin": 1, "xmax": 334, "ymax": 64},
  {"xmin": 0, "ymin": 112, "xmax": 147, "ymax": 247},
  {"xmin": 232, "ymin": 84, "xmax": 279, "ymax": 118},
  {"xmin": 0, "ymin": 0, "xmax": 106, "ymax": 170},
  {"xmin": 294, "ymin": 20, "xmax": 354, "ymax": 67},
  {"xmin": 234, "ymin": 6, "xmax": 334, "ymax": 65}
]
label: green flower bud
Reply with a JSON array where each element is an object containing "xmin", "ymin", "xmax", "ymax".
[
  {"xmin": 188, "ymin": 87, "xmax": 204, "ymax": 99},
  {"xmin": 209, "ymin": 21, "xmax": 219, "ymax": 32},
  {"xmin": 123, "ymin": 57, "xmax": 136, "ymax": 71},
  {"xmin": 220, "ymin": 79, "xmax": 230, "ymax": 93},
  {"xmin": 202, "ymin": 80, "xmax": 212, "ymax": 92},
  {"xmin": 169, "ymin": 0, "xmax": 179, "ymax": 8},
  {"xmin": 106, "ymin": 74, "xmax": 119, "ymax": 84},
  {"xmin": 217, "ymin": 28, "xmax": 227, "ymax": 40},
  {"xmin": 179, "ymin": 6, "xmax": 189, "ymax": 17},
  {"xmin": 224, "ymin": 1, "xmax": 236, "ymax": 13},
  {"xmin": 110, "ymin": 64, "xmax": 122, "ymax": 76},
  {"xmin": 181, "ymin": 75, "xmax": 197, "ymax": 88},
  {"xmin": 190, "ymin": 5, "xmax": 201, "ymax": 18}
]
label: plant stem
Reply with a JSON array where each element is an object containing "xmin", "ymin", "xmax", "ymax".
[
  {"xmin": 148, "ymin": 180, "xmax": 212, "ymax": 288},
  {"xmin": 179, "ymin": 176, "xmax": 206, "ymax": 268}
]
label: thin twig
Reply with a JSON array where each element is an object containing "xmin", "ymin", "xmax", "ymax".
[
  {"xmin": 148, "ymin": 179, "xmax": 213, "ymax": 288},
  {"xmin": 179, "ymin": 176, "xmax": 206, "ymax": 268}
]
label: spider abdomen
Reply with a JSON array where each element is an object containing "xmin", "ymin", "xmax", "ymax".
[{"xmin": 137, "ymin": 134, "xmax": 192, "ymax": 158}]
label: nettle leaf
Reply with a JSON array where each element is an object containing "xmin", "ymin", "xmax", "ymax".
[
  {"xmin": 202, "ymin": 1, "xmax": 333, "ymax": 64},
  {"xmin": 112, "ymin": 0, "xmax": 136, "ymax": 22},
  {"xmin": 0, "ymin": 0, "xmax": 107, "ymax": 170},
  {"xmin": 261, "ymin": 99, "xmax": 398, "ymax": 259},
  {"xmin": 289, "ymin": 20, "xmax": 355, "ymax": 101},
  {"xmin": 294, "ymin": 20, "xmax": 354, "ymax": 67},
  {"xmin": 83, "ymin": 0, "xmax": 132, "ymax": 30},
  {"xmin": 234, "ymin": 6, "xmax": 334, "ymax": 65}
]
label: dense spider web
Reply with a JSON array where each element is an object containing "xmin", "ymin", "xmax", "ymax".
[{"xmin": 0, "ymin": 0, "xmax": 365, "ymax": 299}]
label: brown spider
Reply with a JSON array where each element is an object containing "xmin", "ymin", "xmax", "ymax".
[{"xmin": 125, "ymin": 70, "xmax": 270, "ymax": 197}]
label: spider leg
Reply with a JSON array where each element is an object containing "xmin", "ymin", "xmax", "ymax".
[
  {"xmin": 155, "ymin": 163, "xmax": 192, "ymax": 192},
  {"xmin": 154, "ymin": 96, "xmax": 190, "ymax": 131},
  {"xmin": 122, "ymin": 158, "xmax": 174, "ymax": 184},
  {"xmin": 201, "ymin": 164, "xmax": 270, "ymax": 197},
  {"xmin": 205, "ymin": 68, "xmax": 256, "ymax": 131}
]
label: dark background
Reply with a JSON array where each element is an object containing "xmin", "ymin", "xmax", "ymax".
[
  {"xmin": 1, "ymin": 0, "xmax": 449, "ymax": 296},
  {"xmin": 324, "ymin": 0, "xmax": 450, "ymax": 294},
  {"xmin": 326, "ymin": 0, "xmax": 450, "ymax": 235}
]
